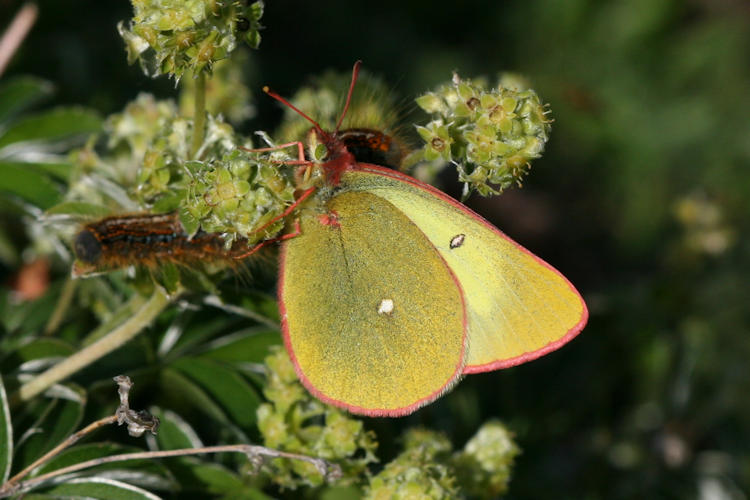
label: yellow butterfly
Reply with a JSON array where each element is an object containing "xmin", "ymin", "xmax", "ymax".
[{"xmin": 265, "ymin": 62, "xmax": 588, "ymax": 416}]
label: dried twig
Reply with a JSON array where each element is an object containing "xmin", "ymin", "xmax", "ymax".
[
  {"xmin": 113, "ymin": 375, "xmax": 160, "ymax": 437},
  {"xmin": 12, "ymin": 443, "xmax": 342, "ymax": 496},
  {"xmin": 0, "ymin": 375, "xmax": 341, "ymax": 498},
  {"xmin": 1, "ymin": 416, "xmax": 118, "ymax": 497}
]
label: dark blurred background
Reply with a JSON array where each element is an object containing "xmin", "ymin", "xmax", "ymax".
[{"xmin": 3, "ymin": 0, "xmax": 750, "ymax": 497}]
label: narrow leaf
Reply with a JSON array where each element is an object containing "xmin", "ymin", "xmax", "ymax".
[
  {"xmin": 0, "ymin": 77, "xmax": 53, "ymax": 124},
  {"xmin": 199, "ymin": 328, "xmax": 280, "ymax": 364},
  {"xmin": 35, "ymin": 443, "xmax": 145, "ymax": 475},
  {"xmin": 0, "ymin": 107, "xmax": 101, "ymax": 151},
  {"xmin": 14, "ymin": 385, "xmax": 85, "ymax": 471},
  {"xmin": 1, "ymin": 337, "xmax": 74, "ymax": 374},
  {"xmin": 162, "ymin": 460, "xmax": 244, "ymax": 496},
  {"xmin": 153, "ymin": 409, "xmax": 203, "ymax": 451},
  {"xmin": 0, "ymin": 162, "xmax": 62, "ymax": 209},
  {"xmin": 34, "ymin": 477, "xmax": 161, "ymax": 500},
  {"xmin": 171, "ymin": 358, "xmax": 260, "ymax": 428},
  {"xmin": 24, "ymin": 161, "xmax": 73, "ymax": 182},
  {"xmin": 159, "ymin": 368, "xmax": 230, "ymax": 425}
]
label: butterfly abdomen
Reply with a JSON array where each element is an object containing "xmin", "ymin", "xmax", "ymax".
[{"xmin": 338, "ymin": 128, "xmax": 406, "ymax": 170}]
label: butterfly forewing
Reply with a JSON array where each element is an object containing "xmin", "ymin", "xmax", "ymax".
[{"xmin": 279, "ymin": 189, "xmax": 467, "ymax": 416}]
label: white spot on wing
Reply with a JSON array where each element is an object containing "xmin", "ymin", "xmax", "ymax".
[
  {"xmin": 378, "ymin": 298, "xmax": 394, "ymax": 315},
  {"xmin": 450, "ymin": 233, "xmax": 466, "ymax": 249}
]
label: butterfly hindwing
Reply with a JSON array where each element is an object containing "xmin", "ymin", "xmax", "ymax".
[{"xmin": 341, "ymin": 165, "xmax": 588, "ymax": 373}]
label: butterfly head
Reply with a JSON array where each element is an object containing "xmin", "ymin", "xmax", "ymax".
[{"xmin": 263, "ymin": 61, "xmax": 365, "ymax": 186}]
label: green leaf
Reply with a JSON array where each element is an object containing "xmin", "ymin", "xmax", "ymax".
[
  {"xmin": 162, "ymin": 459, "xmax": 245, "ymax": 496},
  {"xmin": 0, "ymin": 337, "xmax": 74, "ymax": 374},
  {"xmin": 24, "ymin": 161, "xmax": 73, "ymax": 182},
  {"xmin": 0, "ymin": 374, "xmax": 12, "ymax": 483},
  {"xmin": 153, "ymin": 409, "xmax": 202, "ymax": 451},
  {"xmin": 177, "ymin": 205, "xmax": 199, "ymax": 236},
  {"xmin": 152, "ymin": 189, "xmax": 184, "ymax": 215},
  {"xmin": 159, "ymin": 368, "xmax": 230, "ymax": 425},
  {"xmin": 34, "ymin": 443, "xmax": 135, "ymax": 474},
  {"xmin": 14, "ymin": 385, "xmax": 85, "ymax": 471},
  {"xmin": 171, "ymin": 358, "xmax": 260, "ymax": 428},
  {"xmin": 199, "ymin": 328, "xmax": 280, "ymax": 365},
  {"xmin": 1, "ymin": 280, "xmax": 64, "ymax": 336},
  {"xmin": 0, "ymin": 77, "xmax": 53, "ymax": 125},
  {"xmin": 321, "ymin": 485, "xmax": 364, "ymax": 500},
  {"xmin": 0, "ymin": 221, "xmax": 18, "ymax": 266},
  {"xmin": 163, "ymin": 315, "xmax": 238, "ymax": 359},
  {"xmin": 155, "ymin": 262, "xmax": 180, "ymax": 295},
  {"xmin": 33, "ymin": 477, "xmax": 161, "ymax": 499},
  {"xmin": 0, "ymin": 107, "xmax": 101, "ymax": 151},
  {"xmin": 237, "ymin": 291, "xmax": 281, "ymax": 323},
  {"xmin": 0, "ymin": 162, "xmax": 62, "ymax": 209},
  {"xmin": 34, "ymin": 442, "xmax": 176, "ymax": 491}
]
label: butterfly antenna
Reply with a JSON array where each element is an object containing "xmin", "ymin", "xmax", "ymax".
[
  {"xmin": 334, "ymin": 60, "xmax": 362, "ymax": 134},
  {"xmin": 263, "ymin": 86, "xmax": 326, "ymax": 137}
]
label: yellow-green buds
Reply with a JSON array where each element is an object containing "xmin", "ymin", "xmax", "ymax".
[
  {"xmin": 453, "ymin": 421, "xmax": 520, "ymax": 498},
  {"xmin": 256, "ymin": 347, "xmax": 377, "ymax": 489},
  {"xmin": 365, "ymin": 422, "xmax": 520, "ymax": 499},
  {"xmin": 415, "ymin": 73, "xmax": 552, "ymax": 197},
  {"xmin": 365, "ymin": 429, "xmax": 457, "ymax": 499},
  {"xmin": 179, "ymin": 149, "xmax": 296, "ymax": 246},
  {"xmin": 118, "ymin": 0, "xmax": 264, "ymax": 81}
]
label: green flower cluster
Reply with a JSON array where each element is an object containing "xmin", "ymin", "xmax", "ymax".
[
  {"xmin": 107, "ymin": 93, "xmax": 178, "ymax": 166},
  {"xmin": 453, "ymin": 421, "xmax": 521, "ymax": 498},
  {"xmin": 415, "ymin": 73, "xmax": 551, "ymax": 197},
  {"xmin": 117, "ymin": 101, "xmax": 241, "ymax": 206},
  {"xmin": 68, "ymin": 91, "xmax": 295, "ymax": 257},
  {"xmin": 365, "ymin": 429, "xmax": 457, "ymax": 499},
  {"xmin": 256, "ymin": 347, "xmax": 378, "ymax": 489},
  {"xmin": 257, "ymin": 350, "xmax": 520, "ymax": 497},
  {"xmin": 66, "ymin": 93, "xmax": 180, "ymax": 210},
  {"xmin": 118, "ymin": 0, "xmax": 264, "ymax": 81},
  {"xmin": 179, "ymin": 149, "xmax": 295, "ymax": 245},
  {"xmin": 365, "ymin": 423, "xmax": 519, "ymax": 499}
]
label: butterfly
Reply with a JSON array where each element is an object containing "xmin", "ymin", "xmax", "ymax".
[{"xmin": 263, "ymin": 61, "xmax": 588, "ymax": 416}]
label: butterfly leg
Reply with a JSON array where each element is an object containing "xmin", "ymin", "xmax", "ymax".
[
  {"xmin": 239, "ymin": 140, "xmax": 306, "ymax": 162},
  {"xmin": 231, "ymin": 219, "xmax": 302, "ymax": 259},
  {"xmin": 246, "ymin": 186, "xmax": 316, "ymax": 238}
]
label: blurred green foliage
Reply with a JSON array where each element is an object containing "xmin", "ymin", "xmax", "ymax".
[{"xmin": 1, "ymin": 0, "xmax": 749, "ymax": 498}]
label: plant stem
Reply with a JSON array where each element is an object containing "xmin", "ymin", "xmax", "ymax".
[
  {"xmin": 189, "ymin": 71, "xmax": 206, "ymax": 159},
  {"xmin": 82, "ymin": 292, "xmax": 146, "ymax": 346},
  {"xmin": 2, "ymin": 443, "xmax": 341, "ymax": 498},
  {"xmin": 43, "ymin": 277, "xmax": 77, "ymax": 336},
  {"xmin": 3, "ymin": 415, "xmax": 118, "ymax": 492},
  {"xmin": 2, "ymin": 376, "xmax": 341, "ymax": 498},
  {"xmin": 12, "ymin": 288, "xmax": 171, "ymax": 404}
]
